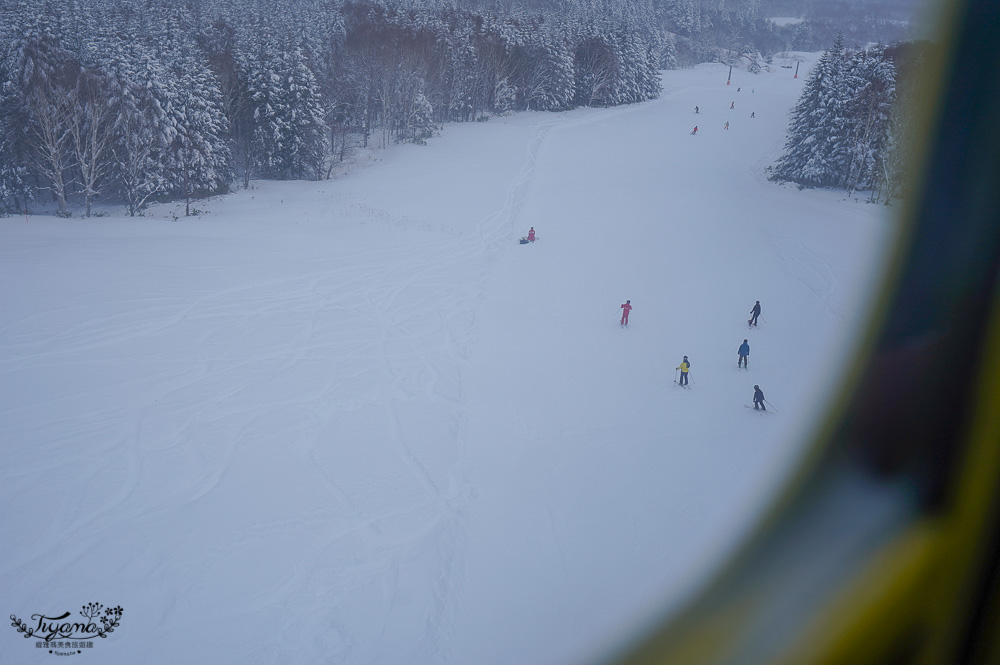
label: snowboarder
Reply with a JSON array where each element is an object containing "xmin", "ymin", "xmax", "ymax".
[
  {"xmin": 620, "ymin": 300, "xmax": 632, "ymax": 326},
  {"xmin": 730, "ymin": 101, "xmax": 735, "ymax": 109},
  {"xmin": 738, "ymin": 339, "xmax": 750, "ymax": 368},
  {"xmin": 676, "ymin": 356, "xmax": 691, "ymax": 385},
  {"xmin": 753, "ymin": 385, "xmax": 766, "ymax": 410},
  {"xmin": 527, "ymin": 227, "xmax": 536, "ymax": 242},
  {"xmin": 695, "ymin": 105, "xmax": 699, "ymax": 114},
  {"xmin": 750, "ymin": 111, "xmax": 755, "ymax": 118},
  {"xmin": 749, "ymin": 300, "xmax": 762, "ymax": 327},
  {"xmin": 724, "ymin": 121, "xmax": 729, "ymax": 130},
  {"xmin": 691, "ymin": 126, "xmax": 698, "ymax": 135}
]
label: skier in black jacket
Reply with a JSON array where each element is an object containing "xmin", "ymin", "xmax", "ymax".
[
  {"xmin": 749, "ymin": 300, "xmax": 762, "ymax": 327},
  {"xmin": 753, "ymin": 385, "xmax": 766, "ymax": 410}
]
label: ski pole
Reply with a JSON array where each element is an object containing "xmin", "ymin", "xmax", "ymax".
[
  {"xmin": 688, "ymin": 372, "xmax": 694, "ymax": 385},
  {"xmin": 674, "ymin": 369, "xmax": 678, "ymax": 382},
  {"xmin": 764, "ymin": 399, "xmax": 778, "ymax": 413}
]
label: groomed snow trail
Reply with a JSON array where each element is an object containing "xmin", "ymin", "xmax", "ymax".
[{"xmin": 0, "ymin": 58, "xmax": 892, "ymax": 665}]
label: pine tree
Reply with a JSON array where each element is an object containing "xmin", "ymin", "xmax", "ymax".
[
  {"xmin": 153, "ymin": 8, "xmax": 231, "ymax": 215},
  {"xmin": 658, "ymin": 31, "xmax": 677, "ymax": 70},
  {"xmin": 523, "ymin": 33, "xmax": 574, "ymax": 111},
  {"xmin": 773, "ymin": 34, "xmax": 847, "ymax": 188},
  {"xmin": 0, "ymin": 29, "xmax": 32, "ymax": 213},
  {"xmin": 107, "ymin": 38, "xmax": 172, "ymax": 215},
  {"xmin": 277, "ymin": 43, "xmax": 327, "ymax": 179}
]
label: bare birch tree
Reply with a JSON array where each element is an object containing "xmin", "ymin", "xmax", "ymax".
[
  {"xmin": 25, "ymin": 81, "xmax": 75, "ymax": 215},
  {"xmin": 67, "ymin": 74, "xmax": 116, "ymax": 216}
]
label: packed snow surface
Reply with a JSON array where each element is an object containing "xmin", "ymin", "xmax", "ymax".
[{"xmin": 1, "ymin": 57, "xmax": 893, "ymax": 665}]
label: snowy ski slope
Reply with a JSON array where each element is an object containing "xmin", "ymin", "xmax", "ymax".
[{"xmin": 0, "ymin": 56, "xmax": 894, "ymax": 665}]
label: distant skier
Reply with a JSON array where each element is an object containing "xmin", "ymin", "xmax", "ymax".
[
  {"xmin": 737, "ymin": 87, "xmax": 741, "ymax": 92},
  {"xmin": 730, "ymin": 101, "xmax": 735, "ymax": 109},
  {"xmin": 749, "ymin": 300, "xmax": 762, "ymax": 327},
  {"xmin": 751, "ymin": 111, "xmax": 756, "ymax": 118},
  {"xmin": 753, "ymin": 385, "xmax": 766, "ymax": 410},
  {"xmin": 695, "ymin": 105, "xmax": 699, "ymax": 114},
  {"xmin": 738, "ymin": 339, "xmax": 750, "ymax": 368},
  {"xmin": 620, "ymin": 300, "xmax": 632, "ymax": 326},
  {"xmin": 691, "ymin": 126, "xmax": 698, "ymax": 135},
  {"xmin": 676, "ymin": 356, "xmax": 691, "ymax": 385},
  {"xmin": 724, "ymin": 121, "xmax": 729, "ymax": 130},
  {"xmin": 527, "ymin": 227, "xmax": 536, "ymax": 242}
]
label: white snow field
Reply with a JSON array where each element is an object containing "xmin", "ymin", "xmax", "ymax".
[{"xmin": 1, "ymin": 58, "xmax": 894, "ymax": 665}]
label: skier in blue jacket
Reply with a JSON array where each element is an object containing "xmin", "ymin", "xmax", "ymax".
[{"xmin": 738, "ymin": 339, "xmax": 750, "ymax": 368}]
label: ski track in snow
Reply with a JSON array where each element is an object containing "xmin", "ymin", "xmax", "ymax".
[
  {"xmin": 2, "ymin": 230, "xmax": 489, "ymax": 662},
  {"xmin": 0, "ymin": 57, "xmax": 892, "ymax": 665},
  {"xmin": 762, "ymin": 230, "xmax": 846, "ymax": 324}
]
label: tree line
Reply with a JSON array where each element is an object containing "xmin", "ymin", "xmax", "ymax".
[
  {"xmin": 0, "ymin": 0, "xmax": 663, "ymax": 216},
  {"xmin": 770, "ymin": 35, "xmax": 924, "ymax": 203}
]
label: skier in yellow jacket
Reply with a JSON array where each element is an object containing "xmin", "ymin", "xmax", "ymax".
[{"xmin": 676, "ymin": 356, "xmax": 691, "ymax": 386}]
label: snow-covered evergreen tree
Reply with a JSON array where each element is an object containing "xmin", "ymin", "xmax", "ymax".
[
  {"xmin": 277, "ymin": 43, "xmax": 327, "ymax": 179},
  {"xmin": 153, "ymin": 8, "xmax": 231, "ymax": 214},
  {"xmin": 658, "ymin": 31, "xmax": 677, "ymax": 70},
  {"xmin": 773, "ymin": 37, "xmax": 898, "ymax": 195},
  {"xmin": 106, "ymin": 38, "xmax": 172, "ymax": 215},
  {"xmin": 523, "ymin": 33, "xmax": 575, "ymax": 111},
  {"xmin": 772, "ymin": 34, "xmax": 848, "ymax": 188},
  {"xmin": 0, "ymin": 32, "xmax": 32, "ymax": 213}
]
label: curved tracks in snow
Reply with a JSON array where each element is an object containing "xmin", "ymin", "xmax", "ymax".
[{"xmin": 0, "ymin": 109, "xmax": 574, "ymax": 665}]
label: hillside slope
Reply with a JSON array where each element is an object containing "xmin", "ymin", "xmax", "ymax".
[{"xmin": 0, "ymin": 57, "xmax": 893, "ymax": 665}]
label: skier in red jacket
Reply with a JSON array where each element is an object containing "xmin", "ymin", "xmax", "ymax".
[
  {"xmin": 620, "ymin": 300, "xmax": 632, "ymax": 326},
  {"xmin": 527, "ymin": 227, "xmax": 535, "ymax": 242}
]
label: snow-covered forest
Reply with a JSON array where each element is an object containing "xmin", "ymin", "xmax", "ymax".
[
  {"xmin": 770, "ymin": 36, "xmax": 927, "ymax": 201},
  {"xmin": 0, "ymin": 0, "xmax": 926, "ymax": 217},
  {"xmin": 0, "ymin": 0, "xmax": 666, "ymax": 216}
]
